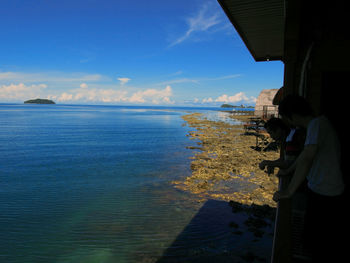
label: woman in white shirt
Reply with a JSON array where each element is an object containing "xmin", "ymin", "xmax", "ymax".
[{"xmin": 273, "ymin": 95, "xmax": 345, "ymax": 262}]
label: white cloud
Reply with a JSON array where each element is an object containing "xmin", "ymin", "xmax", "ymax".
[
  {"xmin": 0, "ymin": 70, "xmax": 177, "ymax": 105},
  {"xmin": 215, "ymin": 92, "xmax": 257, "ymax": 104},
  {"xmin": 129, "ymin": 85, "xmax": 173, "ymax": 104},
  {"xmin": 118, "ymin": 77, "xmax": 131, "ymax": 86},
  {"xmin": 200, "ymin": 92, "xmax": 256, "ymax": 105},
  {"xmin": 0, "ymin": 80, "xmax": 175, "ymax": 105},
  {"xmin": 0, "ymin": 83, "xmax": 47, "ymax": 101},
  {"xmin": 202, "ymin": 97, "xmax": 213, "ymax": 103},
  {"xmin": 169, "ymin": 3, "xmax": 222, "ymax": 47},
  {"xmin": 51, "ymin": 85, "xmax": 174, "ymax": 105},
  {"xmin": 80, "ymin": 83, "xmax": 88, "ymax": 88},
  {"xmin": 58, "ymin": 88, "xmax": 129, "ymax": 103},
  {"xmin": 58, "ymin": 92, "xmax": 73, "ymax": 101}
]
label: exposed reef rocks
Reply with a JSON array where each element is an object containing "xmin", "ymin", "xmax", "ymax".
[{"xmin": 173, "ymin": 113, "xmax": 280, "ymax": 207}]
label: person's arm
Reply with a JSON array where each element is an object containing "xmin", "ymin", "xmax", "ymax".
[
  {"xmin": 273, "ymin": 144, "xmax": 317, "ymax": 201},
  {"xmin": 276, "ymin": 158, "xmax": 297, "ymax": 176},
  {"xmin": 260, "ymin": 156, "xmax": 294, "ymax": 170},
  {"xmin": 259, "ymin": 159, "xmax": 282, "ymax": 170}
]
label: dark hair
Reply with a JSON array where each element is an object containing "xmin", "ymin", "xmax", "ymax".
[
  {"xmin": 264, "ymin": 117, "xmax": 289, "ymax": 132},
  {"xmin": 278, "ymin": 95, "xmax": 313, "ymax": 118}
]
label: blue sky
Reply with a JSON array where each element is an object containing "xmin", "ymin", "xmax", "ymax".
[{"xmin": 0, "ymin": 0, "xmax": 284, "ymax": 106}]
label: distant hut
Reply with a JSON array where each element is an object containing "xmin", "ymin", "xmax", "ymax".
[{"xmin": 255, "ymin": 89, "xmax": 279, "ymax": 118}]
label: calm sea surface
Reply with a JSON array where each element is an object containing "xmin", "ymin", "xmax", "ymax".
[{"xmin": 0, "ymin": 104, "xmax": 268, "ymax": 263}]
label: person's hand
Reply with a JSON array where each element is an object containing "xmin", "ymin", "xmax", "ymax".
[
  {"xmin": 266, "ymin": 165, "xmax": 275, "ymax": 175},
  {"xmin": 259, "ymin": 161, "xmax": 275, "ymax": 175},
  {"xmin": 259, "ymin": 161, "xmax": 267, "ymax": 170},
  {"xmin": 273, "ymin": 189, "xmax": 292, "ymax": 202}
]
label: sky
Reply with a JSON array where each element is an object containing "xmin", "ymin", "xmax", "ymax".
[{"xmin": 0, "ymin": 0, "xmax": 284, "ymax": 106}]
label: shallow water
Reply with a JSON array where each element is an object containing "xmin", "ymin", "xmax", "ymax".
[
  {"xmin": 0, "ymin": 104, "xmax": 272, "ymax": 262},
  {"xmin": 200, "ymin": 110, "xmax": 244, "ymax": 125}
]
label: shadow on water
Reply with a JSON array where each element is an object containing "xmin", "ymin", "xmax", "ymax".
[{"xmin": 154, "ymin": 199, "xmax": 276, "ymax": 263}]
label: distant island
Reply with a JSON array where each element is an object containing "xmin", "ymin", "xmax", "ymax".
[
  {"xmin": 220, "ymin": 104, "xmax": 254, "ymax": 108},
  {"xmin": 24, "ymin": 99, "xmax": 56, "ymax": 104}
]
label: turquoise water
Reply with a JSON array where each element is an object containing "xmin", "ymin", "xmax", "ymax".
[{"xmin": 0, "ymin": 104, "xmax": 272, "ymax": 262}]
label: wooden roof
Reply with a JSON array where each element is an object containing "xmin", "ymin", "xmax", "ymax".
[{"xmin": 218, "ymin": 0, "xmax": 285, "ymax": 62}]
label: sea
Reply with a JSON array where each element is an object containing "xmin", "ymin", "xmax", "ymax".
[{"xmin": 0, "ymin": 104, "xmax": 268, "ymax": 263}]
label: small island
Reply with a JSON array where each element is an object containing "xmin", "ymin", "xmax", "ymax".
[
  {"xmin": 220, "ymin": 104, "xmax": 254, "ymax": 109},
  {"xmin": 221, "ymin": 104, "xmax": 236, "ymax": 108},
  {"xmin": 24, "ymin": 99, "xmax": 56, "ymax": 104}
]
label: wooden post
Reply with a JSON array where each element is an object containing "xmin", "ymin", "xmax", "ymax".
[{"xmin": 271, "ymin": 177, "xmax": 293, "ymax": 263}]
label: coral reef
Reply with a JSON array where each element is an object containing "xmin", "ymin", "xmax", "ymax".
[{"xmin": 173, "ymin": 113, "xmax": 280, "ymax": 207}]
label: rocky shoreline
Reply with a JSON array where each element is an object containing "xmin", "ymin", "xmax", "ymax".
[{"xmin": 173, "ymin": 112, "xmax": 280, "ymax": 208}]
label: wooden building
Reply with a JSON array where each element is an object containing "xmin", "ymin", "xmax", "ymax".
[
  {"xmin": 218, "ymin": 0, "xmax": 348, "ymax": 262},
  {"xmin": 254, "ymin": 89, "xmax": 279, "ymax": 118}
]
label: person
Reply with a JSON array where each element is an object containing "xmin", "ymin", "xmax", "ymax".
[
  {"xmin": 259, "ymin": 117, "xmax": 305, "ymax": 176},
  {"xmin": 273, "ymin": 95, "xmax": 345, "ymax": 262}
]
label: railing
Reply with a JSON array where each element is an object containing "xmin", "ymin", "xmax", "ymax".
[
  {"xmin": 271, "ymin": 175, "xmax": 310, "ymax": 263},
  {"xmin": 271, "ymin": 176, "xmax": 293, "ymax": 263},
  {"xmin": 262, "ymin": 105, "xmax": 278, "ymax": 119}
]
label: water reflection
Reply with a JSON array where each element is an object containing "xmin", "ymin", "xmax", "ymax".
[{"xmin": 200, "ymin": 111, "xmax": 243, "ymax": 125}]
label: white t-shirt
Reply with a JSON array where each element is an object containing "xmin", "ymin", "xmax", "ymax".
[
  {"xmin": 284, "ymin": 128, "xmax": 296, "ymax": 162},
  {"xmin": 305, "ymin": 116, "xmax": 344, "ymax": 196}
]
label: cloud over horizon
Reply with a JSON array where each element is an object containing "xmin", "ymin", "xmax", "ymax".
[
  {"xmin": 196, "ymin": 92, "xmax": 257, "ymax": 106},
  {"xmin": 0, "ymin": 71, "xmax": 259, "ymax": 106},
  {"xmin": 0, "ymin": 79, "xmax": 175, "ymax": 105},
  {"xmin": 0, "ymin": 83, "xmax": 48, "ymax": 101},
  {"xmin": 0, "ymin": 80, "xmax": 256, "ymax": 107}
]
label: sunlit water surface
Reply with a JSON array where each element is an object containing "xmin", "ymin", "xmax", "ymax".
[{"xmin": 0, "ymin": 104, "xmax": 271, "ymax": 263}]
